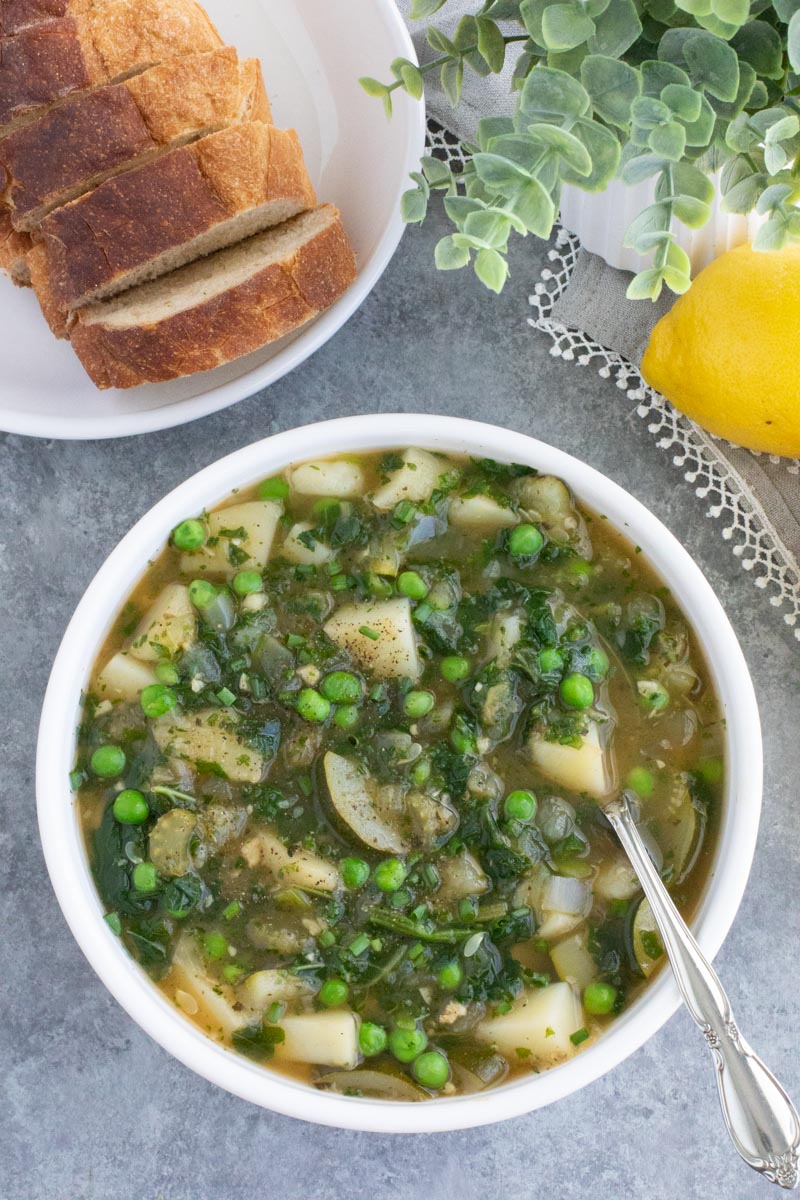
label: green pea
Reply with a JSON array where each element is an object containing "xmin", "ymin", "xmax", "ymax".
[
  {"xmin": 232, "ymin": 569, "xmax": 263, "ymax": 595},
  {"xmin": 132, "ymin": 862, "xmax": 158, "ymax": 893},
  {"xmin": 451, "ymin": 721, "xmax": 477, "ymax": 756},
  {"xmin": 626, "ymin": 766, "xmax": 655, "ymax": 798},
  {"xmin": 412, "ymin": 1051, "xmax": 449, "ymax": 1089},
  {"xmin": 538, "ymin": 647, "xmax": 564, "ymax": 675},
  {"xmin": 504, "ymin": 789, "xmax": 537, "ymax": 823},
  {"xmin": 172, "ymin": 518, "xmax": 205, "ymax": 550},
  {"xmin": 140, "ymin": 684, "xmax": 177, "ymax": 719},
  {"xmin": 584, "ymin": 981, "xmax": 618, "ymax": 1015},
  {"xmin": 440, "ymin": 656, "xmax": 470, "ymax": 682},
  {"xmin": 203, "ymin": 931, "xmax": 228, "ymax": 959},
  {"xmin": 258, "ymin": 477, "xmax": 290, "ymax": 500},
  {"xmin": 321, "ymin": 671, "xmax": 363, "ymax": 705},
  {"xmin": 113, "ymin": 789, "xmax": 149, "ymax": 825},
  {"xmin": 437, "ymin": 961, "xmax": 463, "ymax": 990},
  {"xmin": 397, "ymin": 571, "xmax": 428, "ymax": 600},
  {"xmin": 155, "ymin": 662, "xmax": 180, "ymax": 686},
  {"xmin": 403, "ymin": 690, "xmax": 435, "ymax": 719},
  {"xmin": 560, "ymin": 673, "xmax": 594, "ymax": 710},
  {"xmin": 90, "ymin": 744, "xmax": 126, "ymax": 778},
  {"xmin": 509, "ymin": 523, "xmax": 544, "ymax": 558},
  {"xmin": 189, "ymin": 579, "xmax": 217, "ymax": 609},
  {"xmin": 319, "ymin": 978, "xmax": 349, "ymax": 1008},
  {"xmin": 388, "ymin": 1026, "xmax": 427, "ymax": 1063},
  {"xmin": 359, "ymin": 1022, "xmax": 388, "ymax": 1057},
  {"xmin": 341, "ymin": 857, "xmax": 370, "ymax": 890},
  {"xmin": 411, "ymin": 759, "xmax": 431, "ymax": 786},
  {"xmin": 333, "ymin": 704, "xmax": 360, "ymax": 729},
  {"xmin": 222, "ymin": 964, "xmax": 246, "ymax": 985},
  {"xmin": 374, "ymin": 858, "xmax": 407, "ymax": 892},
  {"xmin": 586, "ymin": 646, "xmax": 610, "ymax": 679},
  {"xmin": 296, "ymin": 688, "xmax": 331, "ymax": 723}
]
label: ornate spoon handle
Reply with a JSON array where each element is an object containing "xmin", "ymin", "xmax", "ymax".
[{"xmin": 604, "ymin": 794, "xmax": 800, "ymax": 1189}]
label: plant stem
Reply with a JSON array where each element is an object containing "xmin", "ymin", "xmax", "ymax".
[{"xmin": 384, "ymin": 35, "xmax": 529, "ymax": 95}]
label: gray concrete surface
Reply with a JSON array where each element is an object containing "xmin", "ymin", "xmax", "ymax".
[{"xmin": 2, "ymin": 204, "xmax": 798, "ymax": 1200}]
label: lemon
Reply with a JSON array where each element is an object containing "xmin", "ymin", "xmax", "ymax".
[{"xmin": 641, "ymin": 243, "xmax": 800, "ymax": 457}]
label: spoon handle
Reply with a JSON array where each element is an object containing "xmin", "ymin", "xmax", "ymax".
[{"xmin": 604, "ymin": 794, "xmax": 800, "ymax": 1189}]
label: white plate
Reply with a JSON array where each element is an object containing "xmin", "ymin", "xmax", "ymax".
[{"xmin": 0, "ymin": 0, "xmax": 424, "ymax": 440}]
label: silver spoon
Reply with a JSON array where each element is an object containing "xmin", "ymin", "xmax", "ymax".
[{"xmin": 604, "ymin": 792, "xmax": 800, "ymax": 1189}]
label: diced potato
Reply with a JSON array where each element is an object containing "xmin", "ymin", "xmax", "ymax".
[
  {"xmin": 324, "ymin": 598, "xmax": 421, "ymax": 680},
  {"xmin": 180, "ymin": 501, "xmax": 281, "ymax": 578},
  {"xmin": 529, "ymin": 721, "xmax": 614, "ymax": 797},
  {"xmin": 240, "ymin": 829, "xmax": 340, "ymax": 892},
  {"xmin": 324, "ymin": 752, "xmax": 410, "ymax": 854},
  {"xmin": 169, "ymin": 935, "xmax": 246, "ymax": 1038},
  {"xmin": 238, "ymin": 969, "xmax": 314, "ymax": 1012},
  {"xmin": 448, "ymin": 495, "xmax": 519, "ymax": 530},
  {"xmin": 486, "ymin": 611, "xmax": 522, "ymax": 668},
  {"xmin": 281, "ymin": 522, "xmax": 335, "ymax": 566},
  {"xmin": 370, "ymin": 448, "xmax": 443, "ymax": 511},
  {"xmin": 276, "ymin": 1010, "xmax": 360, "ymax": 1069},
  {"xmin": 516, "ymin": 475, "xmax": 592, "ymax": 556},
  {"xmin": 152, "ymin": 708, "xmax": 265, "ymax": 784},
  {"xmin": 476, "ymin": 983, "xmax": 584, "ymax": 1065},
  {"xmin": 550, "ymin": 928, "xmax": 598, "ymax": 989},
  {"xmin": 95, "ymin": 652, "xmax": 157, "ymax": 701},
  {"xmin": 436, "ymin": 850, "xmax": 489, "ymax": 903},
  {"xmin": 289, "ymin": 460, "xmax": 365, "ymax": 498},
  {"xmin": 128, "ymin": 583, "xmax": 196, "ymax": 663},
  {"xmin": 593, "ymin": 855, "xmax": 641, "ymax": 902},
  {"xmin": 537, "ymin": 910, "xmax": 588, "ymax": 941},
  {"xmin": 149, "ymin": 808, "xmax": 196, "ymax": 876}
]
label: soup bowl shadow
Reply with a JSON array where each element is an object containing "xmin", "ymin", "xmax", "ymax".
[{"xmin": 36, "ymin": 413, "xmax": 762, "ymax": 1133}]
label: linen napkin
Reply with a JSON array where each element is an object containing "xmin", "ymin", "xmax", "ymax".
[{"xmin": 397, "ymin": 0, "xmax": 800, "ymax": 628}]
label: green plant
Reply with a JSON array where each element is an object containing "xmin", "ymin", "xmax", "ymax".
[{"xmin": 360, "ymin": 0, "xmax": 800, "ymax": 298}]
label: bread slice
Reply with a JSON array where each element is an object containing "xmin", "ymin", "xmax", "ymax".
[
  {"xmin": 0, "ymin": 0, "xmax": 222, "ymax": 135},
  {"xmin": 0, "ymin": 0, "xmax": 69, "ymax": 35},
  {"xmin": 0, "ymin": 205, "xmax": 30, "ymax": 282},
  {"xmin": 29, "ymin": 121, "xmax": 316, "ymax": 333},
  {"xmin": 0, "ymin": 48, "xmax": 270, "ymax": 230},
  {"xmin": 67, "ymin": 204, "xmax": 356, "ymax": 388}
]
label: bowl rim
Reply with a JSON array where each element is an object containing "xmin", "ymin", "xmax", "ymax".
[
  {"xmin": 0, "ymin": 0, "xmax": 426, "ymax": 442},
  {"xmin": 36, "ymin": 413, "xmax": 763, "ymax": 1133}
]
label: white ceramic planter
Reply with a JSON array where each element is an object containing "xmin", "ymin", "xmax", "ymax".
[
  {"xmin": 560, "ymin": 174, "xmax": 763, "ymax": 274},
  {"xmin": 37, "ymin": 413, "xmax": 762, "ymax": 1133}
]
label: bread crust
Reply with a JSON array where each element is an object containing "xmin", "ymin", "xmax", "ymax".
[
  {"xmin": 0, "ymin": 48, "xmax": 270, "ymax": 228},
  {"xmin": 30, "ymin": 121, "xmax": 315, "ymax": 322},
  {"xmin": 0, "ymin": 0, "xmax": 222, "ymax": 134},
  {"xmin": 0, "ymin": 0, "xmax": 69, "ymax": 36},
  {"xmin": 69, "ymin": 206, "xmax": 356, "ymax": 388},
  {"xmin": 0, "ymin": 204, "xmax": 31, "ymax": 281}
]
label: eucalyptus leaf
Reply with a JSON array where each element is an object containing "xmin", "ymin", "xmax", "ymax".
[
  {"xmin": 410, "ymin": 0, "xmax": 448, "ymax": 17},
  {"xmin": 753, "ymin": 214, "xmax": 791, "ymax": 250},
  {"xmin": 661, "ymin": 84, "xmax": 702, "ymax": 124},
  {"xmin": 441, "ymin": 57, "xmax": 465, "ymax": 106},
  {"xmin": 401, "ymin": 185, "xmax": 429, "ymax": 224},
  {"xmin": 479, "ymin": 117, "xmax": 516, "ymax": 149},
  {"xmin": 519, "ymin": 65, "xmax": 591, "ymax": 121},
  {"xmin": 527, "ymin": 121, "xmax": 594, "ymax": 172},
  {"xmin": 683, "ymin": 33, "xmax": 740, "ymax": 102},
  {"xmin": 561, "ymin": 117, "xmax": 621, "ymax": 188},
  {"xmin": 773, "ymin": 0, "xmax": 800, "ymax": 19},
  {"xmin": 730, "ymin": 21, "xmax": 784, "ymax": 81},
  {"xmin": 649, "ymin": 121, "xmax": 686, "ymax": 158},
  {"xmin": 421, "ymin": 156, "xmax": 453, "ymax": 187},
  {"xmin": 756, "ymin": 182, "xmax": 796, "ymax": 213},
  {"xmin": 507, "ymin": 177, "xmax": 557, "ymax": 232},
  {"xmin": 711, "ymin": 0, "xmax": 749, "ymax": 28},
  {"xmin": 641, "ymin": 60, "xmax": 692, "ymax": 98},
  {"xmin": 444, "ymin": 195, "xmax": 487, "ymax": 225},
  {"xmin": 463, "ymin": 208, "xmax": 514, "ymax": 248},
  {"xmin": 435, "ymin": 235, "xmax": 472, "ymax": 270},
  {"xmin": 661, "ymin": 264, "xmax": 692, "ymax": 292},
  {"xmin": 722, "ymin": 171, "xmax": 769, "ymax": 212},
  {"xmin": 632, "ymin": 96, "xmax": 671, "ymax": 128},
  {"xmin": 473, "ymin": 151, "xmax": 533, "ymax": 188},
  {"xmin": 671, "ymin": 193, "xmax": 712, "ymax": 225},
  {"xmin": 621, "ymin": 152, "xmax": 669, "ymax": 184},
  {"xmin": 660, "ymin": 161, "xmax": 715, "ymax": 202},
  {"xmin": 627, "ymin": 267, "xmax": 666, "ymax": 299},
  {"xmin": 588, "ymin": 0, "xmax": 642, "ymax": 57},
  {"xmin": 476, "ymin": 16, "xmax": 507, "ymax": 72},
  {"xmin": 681, "ymin": 95, "xmax": 716, "ymax": 147},
  {"xmin": 474, "ymin": 248, "xmax": 510, "ymax": 292},
  {"xmin": 541, "ymin": 4, "xmax": 596, "ymax": 52},
  {"xmin": 400, "ymin": 63, "xmax": 425, "ymax": 100},
  {"xmin": 789, "ymin": 12, "xmax": 800, "ymax": 73},
  {"xmin": 581, "ymin": 55, "xmax": 641, "ymax": 126},
  {"xmin": 624, "ymin": 201, "xmax": 672, "ymax": 247}
]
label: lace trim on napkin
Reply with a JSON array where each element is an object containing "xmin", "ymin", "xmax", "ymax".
[{"xmin": 426, "ymin": 120, "xmax": 800, "ymax": 640}]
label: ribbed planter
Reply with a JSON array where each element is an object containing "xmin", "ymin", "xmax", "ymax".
[{"xmin": 559, "ymin": 174, "xmax": 763, "ymax": 274}]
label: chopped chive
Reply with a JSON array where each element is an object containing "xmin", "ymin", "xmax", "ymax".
[
  {"xmin": 570, "ymin": 1027, "xmax": 590, "ymax": 1046},
  {"xmin": 359, "ymin": 625, "xmax": 380, "ymax": 640},
  {"xmin": 216, "ymin": 687, "xmax": 236, "ymax": 706},
  {"xmin": 69, "ymin": 769, "xmax": 86, "ymax": 791},
  {"xmin": 348, "ymin": 933, "xmax": 370, "ymax": 957},
  {"xmin": 266, "ymin": 1001, "xmax": 285, "ymax": 1024},
  {"xmin": 287, "ymin": 634, "xmax": 306, "ymax": 649},
  {"xmin": 318, "ymin": 930, "xmax": 336, "ymax": 948},
  {"xmin": 223, "ymin": 901, "xmax": 242, "ymax": 921},
  {"xmin": 104, "ymin": 912, "xmax": 122, "ymax": 936}
]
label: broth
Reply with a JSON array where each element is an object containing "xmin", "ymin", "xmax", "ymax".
[{"xmin": 74, "ymin": 449, "xmax": 723, "ymax": 1101}]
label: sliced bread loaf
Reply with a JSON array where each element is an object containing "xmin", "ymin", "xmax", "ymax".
[
  {"xmin": 29, "ymin": 120, "xmax": 316, "ymax": 333},
  {"xmin": 67, "ymin": 204, "xmax": 356, "ymax": 388},
  {"xmin": 0, "ymin": 48, "xmax": 270, "ymax": 229},
  {"xmin": 0, "ymin": 0, "xmax": 222, "ymax": 135}
]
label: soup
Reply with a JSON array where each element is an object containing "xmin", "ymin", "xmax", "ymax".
[{"xmin": 74, "ymin": 449, "xmax": 723, "ymax": 1101}]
